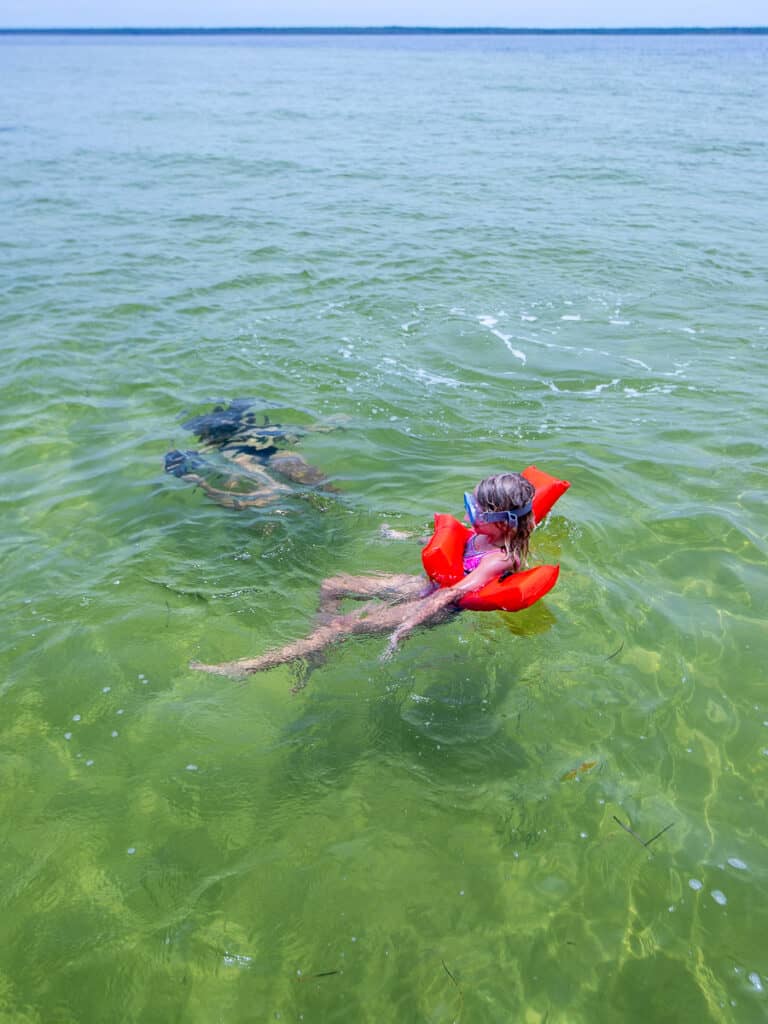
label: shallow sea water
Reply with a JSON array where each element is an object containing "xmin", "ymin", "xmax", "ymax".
[{"xmin": 1, "ymin": 32, "xmax": 767, "ymax": 1023}]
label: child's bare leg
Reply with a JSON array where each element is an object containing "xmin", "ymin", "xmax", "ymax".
[
  {"xmin": 190, "ymin": 595, "xmax": 456, "ymax": 678},
  {"xmin": 191, "ymin": 604, "xmax": 407, "ymax": 677},
  {"xmin": 318, "ymin": 572, "xmax": 426, "ymax": 616}
]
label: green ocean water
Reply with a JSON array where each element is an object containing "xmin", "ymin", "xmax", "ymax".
[{"xmin": 1, "ymin": 31, "xmax": 767, "ymax": 1023}]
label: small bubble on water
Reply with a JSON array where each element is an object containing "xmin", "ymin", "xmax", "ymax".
[
  {"xmin": 185, "ymin": 764, "xmax": 199, "ymax": 772},
  {"xmin": 86, "ymin": 759, "xmax": 94, "ymax": 767},
  {"xmin": 64, "ymin": 732, "xmax": 72, "ymax": 740},
  {"xmin": 688, "ymin": 879, "xmax": 703, "ymax": 891},
  {"xmin": 127, "ymin": 847, "xmax": 136, "ymax": 855},
  {"xmin": 111, "ymin": 731, "xmax": 119, "ymax": 738},
  {"xmin": 748, "ymin": 973, "xmax": 764, "ymax": 993},
  {"xmin": 459, "ymin": 890, "xmax": 465, "ymax": 896},
  {"xmin": 113, "ymin": 579, "xmax": 120, "ymax": 585},
  {"xmin": 72, "ymin": 714, "xmax": 81, "ymax": 722},
  {"xmin": 727, "ymin": 857, "xmax": 748, "ymax": 870},
  {"xmin": 580, "ymin": 832, "xmax": 588, "ymax": 839},
  {"xmin": 711, "ymin": 890, "xmax": 727, "ymax": 905},
  {"xmin": 116, "ymin": 709, "xmax": 124, "ymax": 715},
  {"xmin": 351, "ymin": 936, "xmax": 357, "ymax": 942},
  {"xmin": 102, "ymin": 686, "xmax": 111, "ymax": 693}
]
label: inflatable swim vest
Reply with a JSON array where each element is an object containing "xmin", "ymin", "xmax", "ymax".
[{"xmin": 421, "ymin": 465, "xmax": 569, "ymax": 612}]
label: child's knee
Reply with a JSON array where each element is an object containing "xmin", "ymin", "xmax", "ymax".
[{"xmin": 319, "ymin": 576, "xmax": 348, "ymax": 598}]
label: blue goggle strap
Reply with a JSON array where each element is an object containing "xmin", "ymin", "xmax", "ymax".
[{"xmin": 464, "ymin": 492, "xmax": 532, "ymax": 528}]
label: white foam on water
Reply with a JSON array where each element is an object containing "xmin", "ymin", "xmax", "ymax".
[
  {"xmin": 413, "ymin": 367, "xmax": 465, "ymax": 389},
  {"xmin": 520, "ymin": 314, "xmax": 538, "ymax": 322},
  {"xmin": 477, "ymin": 315, "xmax": 527, "ymax": 363},
  {"xmin": 610, "ymin": 319, "xmax": 631, "ymax": 325},
  {"xmin": 625, "ymin": 357, "xmax": 652, "ymax": 371},
  {"xmin": 560, "ymin": 314, "xmax": 582, "ymax": 321},
  {"xmin": 496, "ymin": 333, "xmax": 526, "ymax": 364},
  {"xmin": 593, "ymin": 379, "xmax": 620, "ymax": 394}
]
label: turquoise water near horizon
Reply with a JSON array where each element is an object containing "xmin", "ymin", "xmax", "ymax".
[{"xmin": 1, "ymin": 32, "xmax": 767, "ymax": 1023}]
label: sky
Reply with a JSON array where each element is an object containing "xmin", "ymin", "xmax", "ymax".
[{"xmin": 0, "ymin": 1, "xmax": 765, "ymax": 29}]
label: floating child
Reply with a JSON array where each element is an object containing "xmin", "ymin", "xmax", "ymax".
[{"xmin": 191, "ymin": 466, "xmax": 568, "ymax": 680}]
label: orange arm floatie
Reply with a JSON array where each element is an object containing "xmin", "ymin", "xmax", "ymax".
[{"xmin": 421, "ymin": 465, "xmax": 569, "ymax": 612}]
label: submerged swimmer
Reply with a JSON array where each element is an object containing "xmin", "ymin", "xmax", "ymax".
[
  {"xmin": 191, "ymin": 471, "xmax": 537, "ymax": 679},
  {"xmin": 164, "ymin": 399, "xmax": 341, "ymax": 509}
]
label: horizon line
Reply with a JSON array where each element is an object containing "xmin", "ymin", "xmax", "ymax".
[{"xmin": 1, "ymin": 25, "xmax": 767, "ymax": 35}]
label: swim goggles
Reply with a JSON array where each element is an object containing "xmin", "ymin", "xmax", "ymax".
[{"xmin": 464, "ymin": 492, "xmax": 533, "ymax": 528}]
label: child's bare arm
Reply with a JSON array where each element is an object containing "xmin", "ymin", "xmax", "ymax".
[
  {"xmin": 380, "ymin": 550, "xmax": 512, "ymax": 659},
  {"xmin": 380, "ymin": 588, "xmax": 459, "ymax": 660}
]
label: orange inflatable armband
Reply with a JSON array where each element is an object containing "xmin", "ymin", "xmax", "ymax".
[{"xmin": 421, "ymin": 465, "xmax": 569, "ymax": 612}]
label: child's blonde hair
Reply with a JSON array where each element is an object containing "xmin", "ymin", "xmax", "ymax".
[{"xmin": 475, "ymin": 472, "xmax": 536, "ymax": 569}]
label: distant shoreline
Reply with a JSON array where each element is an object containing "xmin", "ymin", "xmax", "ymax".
[{"xmin": 1, "ymin": 26, "xmax": 767, "ymax": 36}]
